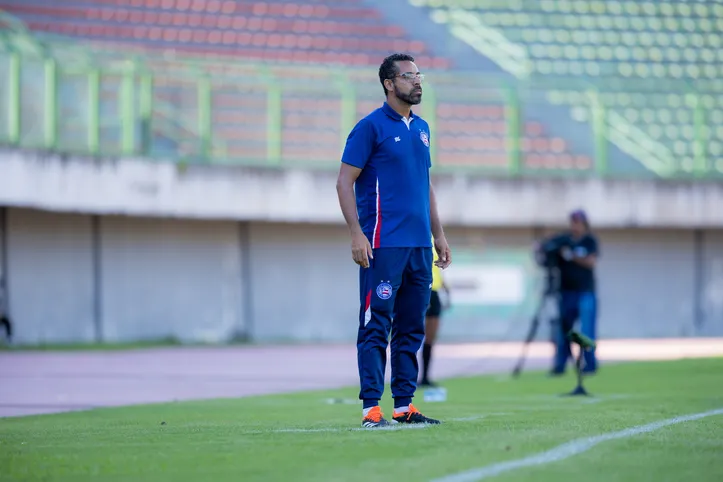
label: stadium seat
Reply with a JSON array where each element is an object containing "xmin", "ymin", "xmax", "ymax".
[
  {"xmin": 432, "ymin": 102, "xmax": 589, "ymax": 171},
  {"xmin": 0, "ymin": 0, "xmax": 465, "ymax": 165},
  {"xmin": 0, "ymin": 0, "xmax": 595, "ymax": 173},
  {"xmin": 0, "ymin": 1, "xmax": 448, "ymax": 68},
  {"xmin": 409, "ymin": 0, "xmax": 722, "ymax": 173}
]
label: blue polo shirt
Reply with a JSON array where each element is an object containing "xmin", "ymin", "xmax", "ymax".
[{"xmin": 341, "ymin": 102, "xmax": 432, "ymax": 249}]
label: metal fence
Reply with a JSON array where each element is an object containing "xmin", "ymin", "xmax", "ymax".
[{"xmin": 0, "ymin": 18, "xmax": 720, "ymax": 180}]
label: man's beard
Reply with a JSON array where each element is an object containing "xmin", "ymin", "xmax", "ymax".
[{"xmin": 395, "ymin": 85, "xmax": 422, "ymax": 105}]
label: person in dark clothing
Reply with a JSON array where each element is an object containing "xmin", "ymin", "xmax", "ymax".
[{"xmin": 551, "ymin": 209, "xmax": 600, "ymax": 375}]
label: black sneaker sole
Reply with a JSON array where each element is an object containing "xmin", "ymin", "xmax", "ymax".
[{"xmin": 393, "ymin": 414, "xmax": 441, "ymax": 425}]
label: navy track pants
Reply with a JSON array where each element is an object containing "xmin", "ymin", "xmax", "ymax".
[{"xmin": 356, "ymin": 247, "xmax": 433, "ymax": 407}]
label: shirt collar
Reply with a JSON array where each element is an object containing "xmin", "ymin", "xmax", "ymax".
[{"xmin": 382, "ymin": 101, "xmax": 415, "ymax": 122}]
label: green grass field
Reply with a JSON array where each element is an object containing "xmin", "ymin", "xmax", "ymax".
[{"xmin": 2, "ymin": 358, "xmax": 722, "ymax": 482}]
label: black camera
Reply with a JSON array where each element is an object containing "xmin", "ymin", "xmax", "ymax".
[{"xmin": 534, "ymin": 233, "xmax": 570, "ymax": 270}]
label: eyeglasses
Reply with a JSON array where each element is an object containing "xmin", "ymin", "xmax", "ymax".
[{"xmin": 393, "ymin": 72, "xmax": 425, "ymax": 83}]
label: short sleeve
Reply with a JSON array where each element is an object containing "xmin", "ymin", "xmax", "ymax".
[{"xmin": 341, "ymin": 119, "xmax": 375, "ymax": 169}]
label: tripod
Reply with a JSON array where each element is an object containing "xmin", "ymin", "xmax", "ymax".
[{"xmin": 511, "ymin": 269, "xmax": 559, "ymax": 378}]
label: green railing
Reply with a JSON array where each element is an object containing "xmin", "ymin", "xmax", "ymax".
[{"xmin": 0, "ymin": 16, "xmax": 721, "ymax": 180}]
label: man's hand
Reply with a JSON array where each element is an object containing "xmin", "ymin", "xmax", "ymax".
[
  {"xmin": 560, "ymin": 246, "xmax": 573, "ymax": 261},
  {"xmin": 351, "ymin": 230, "xmax": 374, "ymax": 269},
  {"xmin": 434, "ymin": 236, "xmax": 452, "ymax": 269}
]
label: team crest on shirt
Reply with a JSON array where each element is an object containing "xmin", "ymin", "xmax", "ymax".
[
  {"xmin": 419, "ymin": 130, "xmax": 430, "ymax": 147},
  {"xmin": 376, "ymin": 281, "xmax": 393, "ymax": 300}
]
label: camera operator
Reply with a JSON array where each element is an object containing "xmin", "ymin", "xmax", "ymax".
[{"xmin": 550, "ymin": 209, "xmax": 599, "ymax": 376}]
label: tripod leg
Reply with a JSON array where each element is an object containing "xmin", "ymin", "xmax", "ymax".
[
  {"xmin": 511, "ymin": 317, "xmax": 536, "ymax": 376},
  {"xmin": 511, "ymin": 297, "xmax": 545, "ymax": 377}
]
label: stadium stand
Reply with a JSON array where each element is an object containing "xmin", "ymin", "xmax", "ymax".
[
  {"xmin": 408, "ymin": 0, "xmax": 723, "ymax": 175},
  {"xmin": 1, "ymin": 0, "xmax": 719, "ymax": 176},
  {"xmin": 0, "ymin": 0, "xmax": 451, "ymax": 69},
  {"xmin": 0, "ymin": 1, "xmax": 590, "ymax": 173}
]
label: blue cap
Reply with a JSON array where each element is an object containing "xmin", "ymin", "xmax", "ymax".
[{"xmin": 570, "ymin": 209, "xmax": 589, "ymax": 227}]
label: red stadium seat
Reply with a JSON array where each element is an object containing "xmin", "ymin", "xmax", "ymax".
[
  {"xmin": 1, "ymin": 0, "xmax": 589, "ymax": 171},
  {"xmin": 1, "ymin": 1, "xmax": 437, "ymax": 67}
]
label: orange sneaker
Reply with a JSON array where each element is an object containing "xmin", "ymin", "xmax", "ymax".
[
  {"xmin": 392, "ymin": 403, "xmax": 441, "ymax": 424},
  {"xmin": 361, "ymin": 406, "xmax": 391, "ymax": 428}
]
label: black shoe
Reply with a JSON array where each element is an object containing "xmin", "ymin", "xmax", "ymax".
[
  {"xmin": 393, "ymin": 404, "xmax": 441, "ymax": 424},
  {"xmin": 419, "ymin": 379, "xmax": 438, "ymax": 388},
  {"xmin": 361, "ymin": 406, "xmax": 391, "ymax": 428}
]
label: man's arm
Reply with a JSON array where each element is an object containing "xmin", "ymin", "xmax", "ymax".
[
  {"xmin": 337, "ymin": 163, "xmax": 374, "ymax": 268},
  {"xmin": 572, "ymin": 254, "xmax": 596, "ymax": 269},
  {"xmin": 337, "ymin": 120, "xmax": 375, "ymax": 268},
  {"xmin": 571, "ymin": 237, "xmax": 599, "ymax": 269},
  {"xmin": 336, "ymin": 163, "xmax": 364, "ymax": 237}
]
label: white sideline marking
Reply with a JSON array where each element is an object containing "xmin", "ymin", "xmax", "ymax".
[
  {"xmin": 431, "ymin": 407, "xmax": 723, "ymax": 482},
  {"xmin": 449, "ymin": 413, "xmax": 510, "ymax": 422},
  {"xmin": 266, "ymin": 412, "xmax": 516, "ymax": 433},
  {"xmin": 268, "ymin": 413, "xmax": 509, "ymax": 433},
  {"xmin": 266, "ymin": 424, "xmax": 430, "ymax": 434},
  {"xmin": 581, "ymin": 394, "xmax": 631, "ymax": 405},
  {"xmin": 323, "ymin": 398, "xmax": 360, "ymax": 405},
  {"xmin": 271, "ymin": 428, "xmax": 343, "ymax": 433}
]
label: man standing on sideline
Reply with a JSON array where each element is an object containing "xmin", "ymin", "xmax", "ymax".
[
  {"xmin": 551, "ymin": 209, "xmax": 600, "ymax": 375},
  {"xmin": 336, "ymin": 53, "xmax": 452, "ymax": 428},
  {"xmin": 420, "ymin": 238, "xmax": 450, "ymax": 387}
]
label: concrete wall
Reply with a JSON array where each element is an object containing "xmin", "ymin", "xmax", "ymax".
[
  {"xmin": 593, "ymin": 229, "xmax": 698, "ymax": 338},
  {"xmin": 4, "ymin": 208, "xmax": 247, "ymax": 345},
  {"xmin": 1, "ymin": 148, "xmax": 723, "ymax": 229},
  {"xmin": 98, "ymin": 216, "xmax": 245, "ymax": 343},
  {"xmin": 0, "ymin": 208, "xmax": 10, "ymax": 321},
  {"xmin": 5, "ymin": 209, "xmax": 95, "ymax": 343},
  {"xmin": 3, "ymin": 207, "xmax": 722, "ymax": 345},
  {"xmin": 701, "ymin": 231, "xmax": 723, "ymax": 336},
  {"xmin": 247, "ymin": 222, "xmax": 359, "ymax": 342}
]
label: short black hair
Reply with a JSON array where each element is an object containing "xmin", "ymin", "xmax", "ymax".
[{"xmin": 379, "ymin": 53, "xmax": 415, "ymax": 97}]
